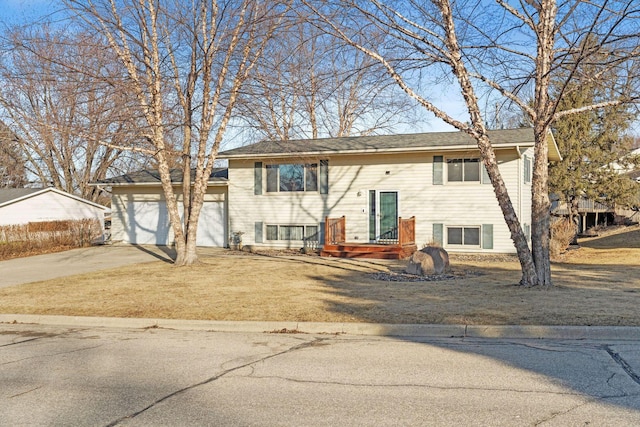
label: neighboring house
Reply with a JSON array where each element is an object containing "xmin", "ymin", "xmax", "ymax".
[
  {"xmin": 217, "ymin": 128, "xmax": 561, "ymax": 254},
  {"xmin": 551, "ymin": 147, "xmax": 640, "ymax": 230},
  {"xmin": 0, "ymin": 188, "xmax": 109, "ymax": 231},
  {"xmin": 98, "ymin": 168, "xmax": 228, "ymax": 247}
]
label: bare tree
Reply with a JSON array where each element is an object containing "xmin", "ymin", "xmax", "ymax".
[
  {"xmin": 0, "ymin": 121, "xmax": 27, "ymax": 188},
  {"xmin": 236, "ymin": 12, "xmax": 417, "ymax": 141},
  {"xmin": 304, "ymin": 0, "xmax": 640, "ymax": 286},
  {"xmin": 0, "ymin": 26, "xmax": 142, "ymax": 203},
  {"xmin": 64, "ymin": 0, "xmax": 288, "ymax": 265}
]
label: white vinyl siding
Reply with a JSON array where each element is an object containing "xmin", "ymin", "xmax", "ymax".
[
  {"xmin": 227, "ymin": 147, "xmax": 530, "ymax": 253},
  {"xmin": 0, "ymin": 190, "xmax": 107, "ymax": 227}
]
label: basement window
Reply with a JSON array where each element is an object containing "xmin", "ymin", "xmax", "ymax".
[{"xmin": 266, "ymin": 225, "xmax": 318, "ymax": 241}]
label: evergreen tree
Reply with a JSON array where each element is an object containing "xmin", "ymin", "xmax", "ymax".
[{"xmin": 549, "ymin": 75, "xmax": 639, "ymax": 227}]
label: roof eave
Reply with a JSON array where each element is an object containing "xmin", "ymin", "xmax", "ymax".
[
  {"xmin": 546, "ymin": 130, "xmax": 563, "ymax": 162},
  {"xmin": 218, "ymin": 142, "xmax": 533, "ymax": 160},
  {"xmin": 0, "ymin": 188, "xmax": 109, "ymax": 211},
  {"xmin": 91, "ymin": 179, "xmax": 229, "ymax": 187}
]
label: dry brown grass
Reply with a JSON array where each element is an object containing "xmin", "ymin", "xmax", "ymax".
[{"xmin": 1, "ymin": 225, "xmax": 639, "ymax": 326}]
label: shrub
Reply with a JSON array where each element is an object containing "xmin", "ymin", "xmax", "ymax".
[
  {"xmin": 0, "ymin": 219, "xmax": 102, "ymax": 260},
  {"xmin": 550, "ymin": 218, "xmax": 577, "ymax": 259}
]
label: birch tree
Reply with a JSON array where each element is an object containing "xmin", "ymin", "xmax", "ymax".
[
  {"xmin": 65, "ymin": 0, "xmax": 288, "ymax": 265},
  {"xmin": 305, "ymin": 0, "xmax": 640, "ymax": 286}
]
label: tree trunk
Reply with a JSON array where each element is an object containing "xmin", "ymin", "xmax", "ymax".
[
  {"xmin": 174, "ymin": 239, "xmax": 199, "ymax": 266},
  {"xmin": 477, "ymin": 134, "xmax": 538, "ymax": 286},
  {"xmin": 531, "ymin": 125, "xmax": 553, "ymax": 287},
  {"xmin": 569, "ymin": 197, "xmax": 579, "ymax": 245}
]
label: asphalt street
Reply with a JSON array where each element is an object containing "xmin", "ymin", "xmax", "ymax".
[{"xmin": 1, "ymin": 323, "xmax": 640, "ymax": 426}]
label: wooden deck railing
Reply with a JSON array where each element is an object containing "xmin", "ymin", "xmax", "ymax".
[
  {"xmin": 325, "ymin": 216, "xmax": 346, "ymax": 245},
  {"xmin": 324, "ymin": 215, "xmax": 415, "ymax": 246},
  {"xmin": 398, "ymin": 216, "xmax": 416, "ymax": 246}
]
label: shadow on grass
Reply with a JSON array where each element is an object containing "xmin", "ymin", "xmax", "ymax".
[
  {"xmin": 130, "ymin": 244, "xmax": 176, "ymax": 263},
  {"xmin": 578, "ymin": 226, "xmax": 640, "ymax": 250}
]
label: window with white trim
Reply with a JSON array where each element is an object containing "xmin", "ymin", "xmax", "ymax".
[
  {"xmin": 447, "ymin": 158, "xmax": 480, "ymax": 182},
  {"xmin": 447, "ymin": 226, "xmax": 480, "ymax": 246},
  {"xmin": 266, "ymin": 224, "xmax": 319, "ymax": 241},
  {"xmin": 266, "ymin": 163, "xmax": 318, "ymax": 192}
]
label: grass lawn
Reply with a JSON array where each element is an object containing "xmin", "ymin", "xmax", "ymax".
[{"xmin": 1, "ymin": 225, "xmax": 639, "ymax": 326}]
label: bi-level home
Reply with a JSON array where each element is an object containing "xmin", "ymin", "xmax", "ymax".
[
  {"xmin": 217, "ymin": 128, "xmax": 560, "ymax": 257},
  {"xmin": 101, "ymin": 128, "xmax": 560, "ymax": 258}
]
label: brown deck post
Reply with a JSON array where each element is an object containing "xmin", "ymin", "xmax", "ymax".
[{"xmin": 324, "ymin": 216, "xmax": 330, "ymax": 246}]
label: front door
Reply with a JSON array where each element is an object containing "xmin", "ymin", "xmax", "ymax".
[{"xmin": 369, "ymin": 191, "xmax": 398, "ymax": 242}]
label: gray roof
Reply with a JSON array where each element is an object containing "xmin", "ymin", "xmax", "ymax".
[
  {"xmin": 99, "ymin": 168, "xmax": 228, "ymax": 185},
  {"xmin": 218, "ymin": 128, "xmax": 537, "ymax": 159},
  {"xmin": 0, "ymin": 188, "xmax": 42, "ymax": 204}
]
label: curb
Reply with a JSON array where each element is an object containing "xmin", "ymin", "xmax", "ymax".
[{"xmin": 2, "ymin": 314, "xmax": 640, "ymax": 340}]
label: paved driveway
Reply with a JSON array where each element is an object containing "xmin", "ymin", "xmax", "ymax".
[{"xmin": 0, "ymin": 244, "xmax": 187, "ymax": 288}]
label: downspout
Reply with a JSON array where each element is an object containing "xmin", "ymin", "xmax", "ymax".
[{"xmin": 515, "ymin": 146, "xmax": 523, "ymax": 223}]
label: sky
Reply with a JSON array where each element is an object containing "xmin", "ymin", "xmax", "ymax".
[
  {"xmin": 0, "ymin": 0, "xmax": 465, "ymax": 136},
  {"xmin": 1, "ymin": 0, "xmax": 58, "ymax": 25}
]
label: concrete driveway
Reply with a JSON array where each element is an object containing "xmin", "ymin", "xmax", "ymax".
[{"xmin": 0, "ymin": 244, "xmax": 189, "ymax": 288}]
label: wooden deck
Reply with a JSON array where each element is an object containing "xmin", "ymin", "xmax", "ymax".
[
  {"xmin": 321, "ymin": 242, "xmax": 418, "ymax": 259},
  {"xmin": 320, "ymin": 216, "xmax": 417, "ymax": 260}
]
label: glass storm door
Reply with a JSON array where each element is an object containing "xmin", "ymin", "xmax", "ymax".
[{"xmin": 369, "ymin": 191, "xmax": 398, "ymax": 242}]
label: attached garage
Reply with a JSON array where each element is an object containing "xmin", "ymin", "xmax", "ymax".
[
  {"xmin": 123, "ymin": 200, "xmax": 171, "ymax": 245},
  {"xmin": 100, "ymin": 169, "xmax": 228, "ymax": 248}
]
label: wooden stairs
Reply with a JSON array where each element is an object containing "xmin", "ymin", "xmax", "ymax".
[
  {"xmin": 321, "ymin": 242, "xmax": 417, "ymax": 260},
  {"xmin": 319, "ymin": 216, "xmax": 417, "ymax": 260}
]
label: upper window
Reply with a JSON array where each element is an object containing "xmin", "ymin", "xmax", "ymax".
[
  {"xmin": 267, "ymin": 163, "xmax": 318, "ymax": 192},
  {"xmin": 447, "ymin": 158, "xmax": 480, "ymax": 182}
]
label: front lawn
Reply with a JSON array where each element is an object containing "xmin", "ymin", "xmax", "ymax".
[{"xmin": 1, "ymin": 225, "xmax": 639, "ymax": 326}]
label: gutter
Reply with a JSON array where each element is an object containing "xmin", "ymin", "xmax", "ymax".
[{"xmin": 218, "ymin": 143, "xmax": 533, "ymax": 160}]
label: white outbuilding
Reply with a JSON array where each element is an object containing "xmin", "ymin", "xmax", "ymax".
[{"xmin": 0, "ymin": 188, "xmax": 109, "ymax": 229}]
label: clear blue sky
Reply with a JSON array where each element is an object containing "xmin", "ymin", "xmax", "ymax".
[{"xmin": 1, "ymin": 0, "xmax": 59, "ymax": 26}]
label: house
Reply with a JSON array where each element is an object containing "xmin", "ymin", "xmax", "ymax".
[
  {"xmin": 99, "ymin": 128, "xmax": 560, "ymax": 257},
  {"xmin": 0, "ymin": 187, "xmax": 109, "ymax": 232},
  {"xmin": 551, "ymin": 147, "xmax": 640, "ymax": 230},
  {"xmin": 98, "ymin": 168, "xmax": 228, "ymax": 247},
  {"xmin": 217, "ymin": 128, "xmax": 561, "ymax": 256}
]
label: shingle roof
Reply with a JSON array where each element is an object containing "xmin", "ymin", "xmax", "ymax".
[
  {"xmin": 98, "ymin": 168, "xmax": 228, "ymax": 185},
  {"xmin": 218, "ymin": 128, "xmax": 537, "ymax": 158},
  {"xmin": 0, "ymin": 188, "xmax": 42, "ymax": 205}
]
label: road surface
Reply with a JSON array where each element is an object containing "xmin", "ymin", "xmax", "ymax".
[{"xmin": 2, "ymin": 323, "xmax": 640, "ymax": 426}]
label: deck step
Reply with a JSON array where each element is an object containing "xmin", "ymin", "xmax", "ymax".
[{"xmin": 321, "ymin": 244, "xmax": 417, "ymax": 260}]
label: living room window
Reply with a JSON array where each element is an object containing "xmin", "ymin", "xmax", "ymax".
[
  {"xmin": 447, "ymin": 158, "xmax": 480, "ymax": 182},
  {"xmin": 266, "ymin": 163, "xmax": 318, "ymax": 192},
  {"xmin": 447, "ymin": 226, "xmax": 480, "ymax": 246},
  {"xmin": 266, "ymin": 224, "xmax": 319, "ymax": 241}
]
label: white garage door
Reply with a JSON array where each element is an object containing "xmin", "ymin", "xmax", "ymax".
[
  {"xmin": 125, "ymin": 200, "xmax": 225, "ymax": 247},
  {"xmin": 126, "ymin": 201, "xmax": 171, "ymax": 245},
  {"xmin": 195, "ymin": 201, "xmax": 225, "ymax": 247}
]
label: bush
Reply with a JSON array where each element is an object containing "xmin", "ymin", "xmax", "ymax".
[
  {"xmin": 0, "ymin": 219, "xmax": 102, "ymax": 260},
  {"xmin": 550, "ymin": 218, "xmax": 577, "ymax": 259}
]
